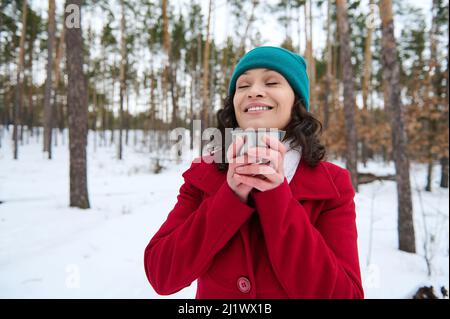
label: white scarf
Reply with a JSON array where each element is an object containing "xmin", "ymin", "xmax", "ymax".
[{"xmin": 282, "ymin": 139, "xmax": 302, "ymax": 184}]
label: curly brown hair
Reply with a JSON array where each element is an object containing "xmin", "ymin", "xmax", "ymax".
[{"xmin": 214, "ymin": 94, "xmax": 326, "ymax": 171}]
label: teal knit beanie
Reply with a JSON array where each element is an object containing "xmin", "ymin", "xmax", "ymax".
[{"xmin": 228, "ymin": 46, "xmax": 310, "ymax": 111}]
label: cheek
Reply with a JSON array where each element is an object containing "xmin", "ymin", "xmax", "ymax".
[
  {"xmin": 282, "ymin": 89, "xmax": 295, "ymax": 105},
  {"xmin": 233, "ymin": 94, "xmax": 241, "ymax": 109},
  {"xmin": 233, "ymin": 94, "xmax": 244, "ymax": 116},
  {"xmin": 274, "ymin": 92, "xmax": 294, "ymax": 123},
  {"xmin": 280, "ymin": 91, "xmax": 295, "ymax": 113}
]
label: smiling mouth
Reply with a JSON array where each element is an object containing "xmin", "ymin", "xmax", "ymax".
[{"xmin": 244, "ymin": 106, "xmax": 274, "ymax": 113}]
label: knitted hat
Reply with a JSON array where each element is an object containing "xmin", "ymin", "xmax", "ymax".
[{"xmin": 228, "ymin": 46, "xmax": 310, "ymax": 111}]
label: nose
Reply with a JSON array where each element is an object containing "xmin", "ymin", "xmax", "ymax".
[{"xmin": 247, "ymin": 83, "xmax": 266, "ymax": 98}]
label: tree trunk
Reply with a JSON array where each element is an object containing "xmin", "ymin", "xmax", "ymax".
[
  {"xmin": 196, "ymin": 32, "xmax": 202, "ymax": 118},
  {"xmin": 424, "ymin": 0, "xmax": 439, "ymax": 193},
  {"xmin": 2, "ymin": 63, "xmax": 9, "ymax": 130},
  {"xmin": 13, "ymin": 0, "xmax": 28, "ymax": 159},
  {"xmin": 332, "ymin": 24, "xmax": 339, "ymax": 108},
  {"xmin": 162, "ymin": 0, "xmax": 171, "ymax": 125},
  {"xmin": 336, "ymin": 0, "xmax": 359, "ymax": 192},
  {"xmin": 189, "ymin": 74, "xmax": 194, "ymax": 124},
  {"xmin": 379, "ymin": 0, "xmax": 415, "ymax": 253},
  {"xmin": 425, "ymin": 159, "xmax": 433, "ymax": 192},
  {"xmin": 323, "ymin": 0, "xmax": 332, "ymax": 130},
  {"xmin": 93, "ymin": 84, "xmax": 98, "ymax": 152},
  {"xmin": 53, "ymin": 16, "xmax": 65, "ymax": 136},
  {"xmin": 43, "ymin": 0, "xmax": 55, "ymax": 158},
  {"xmin": 361, "ymin": 0, "xmax": 374, "ymax": 166},
  {"xmin": 101, "ymin": 49, "xmax": 107, "ymax": 146},
  {"xmin": 125, "ymin": 88, "xmax": 129, "ymax": 146},
  {"xmin": 362, "ymin": 0, "xmax": 374, "ymax": 110},
  {"xmin": 118, "ymin": 0, "xmax": 126, "ymax": 160},
  {"xmin": 201, "ymin": 0, "xmax": 212, "ymax": 130},
  {"xmin": 170, "ymin": 61, "xmax": 179, "ymax": 128},
  {"xmin": 442, "ymin": 22, "xmax": 449, "ymax": 189},
  {"xmin": 297, "ymin": 5, "xmax": 301, "ymax": 53},
  {"xmin": 440, "ymin": 53, "xmax": 449, "ymax": 190},
  {"xmin": 440, "ymin": 156, "xmax": 449, "ymax": 188},
  {"xmin": 27, "ymin": 39, "xmax": 34, "ymax": 136},
  {"xmin": 110, "ymin": 59, "xmax": 116, "ymax": 146},
  {"xmin": 65, "ymin": 0, "xmax": 90, "ymax": 209},
  {"xmin": 150, "ymin": 68, "xmax": 156, "ymax": 130},
  {"xmin": 307, "ymin": 0, "xmax": 315, "ymax": 112}
]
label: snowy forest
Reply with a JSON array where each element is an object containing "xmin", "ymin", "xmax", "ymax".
[{"xmin": 0, "ymin": 0, "xmax": 448, "ymax": 299}]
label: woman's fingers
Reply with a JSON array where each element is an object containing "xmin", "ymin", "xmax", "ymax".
[
  {"xmin": 235, "ymin": 163, "xmax": 276, "ymax": 176},
  {"xmin": 234, "ymin": 173, "xmax": 274, "ymax": 192},
  {"xmin": 235, "ymin": 164, "xmax": 282, "ymax": 184},
  {"xmin": 228, "ymin": 134, "xmax": 286, "ymax": 192},
  {"xmin": 246, "ymin": 146, "xmax": 282, "ymax": 170},
  {"xmin": 226, "ymin": 135, "xmax": 245, "ymax": 163},
  {"xmin": 232, "ymin": 153, "xmax": 259, "ymax": 166},
  {"xmin": 262, "ymin": 134, "xmax": 286, "ymax": 156},
  {"xmin": 234, "ymin": 176, "xmax": 253, "ymax": 190}
]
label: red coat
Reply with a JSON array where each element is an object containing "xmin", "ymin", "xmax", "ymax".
[{"xmin": 144, "ymin": 156, "xmax": 364, "ymax": 299}]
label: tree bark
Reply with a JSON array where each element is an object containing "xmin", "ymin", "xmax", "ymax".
[
  {"xmin": 13, "ymin": 0, "xmax": 28, "ymax": 159},
  {"xmin": 440, "ymin": 156, "xmax": 449, "ymax": 188},
  {"xmin": 110, "ymin": 59, "xmax": 116, "ymax": 146},
  {"xmin": 336, "ymin": 0, "xmax": 359, "ymax": 192},
  {"xmin": 424, "ymin": 0, "xmax": 440, "ymax": 192},
  {"xmin": 162, "ymin": 0, "xmax": 170, "ymax": 125},
  {"xmin": 43, "ymin": 0, "xmax": 55, "ymax": 158},
  {"xmin": 150, "ymin": 68, "xmax": 156, "ymax": 131},
  {"xmin": 125, "ymin": 88, "xmax": 130, "ymax": 146},
  {"xmin": 170, "ymin": 61, "xmax": 179, "ymax": 128},
  {"xmin": 65, "ymin": 0, "xmax": 90, "ymax": 209},
  {"xmin": 361, "ymin": 0, "xmax": 374, "ymax": 166},
  {"xmin": 27, "ymin": 38, "xmax": 34, "ymax": 136},
  {"xmin": 201, "ymin": 0, "xmax": 212, "ymax": 130},
  {"xmin": 118, "ymin": 0, "xmax": 126, "ymax": 160},
  {"xmin": 323, "ymin": 0, "xmax": 332, "ymax": 130},
  {"xmin": 362, "ymin": 0, "xmax": 374, "ymax": 111},
  {"xmin": 307, "ymin": 0, "xmax": 315, "ymax": 112},
  {"xmin": 379, "ymin": 0, "xmax": 415, "ymax": 253},
  {"xmin": 53, "ymin": 16, "xmax": 65, "ymax": 136}
]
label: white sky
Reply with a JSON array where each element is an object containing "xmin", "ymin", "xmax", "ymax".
[
  {"xmin": 32, "ymin": 0, "xmax": 434, "ymax": 50},
  {"xmin": 203, "ymin": 0, "xmax": 433, "ymax": 54},
  {"xmin": 27, "ymin": 0, "xmax": 437, "ymax": 115}
]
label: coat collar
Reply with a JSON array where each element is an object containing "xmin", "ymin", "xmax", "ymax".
[{"xmin": 182, "ymin": 156, "xmax": 341, "ymax": 201}]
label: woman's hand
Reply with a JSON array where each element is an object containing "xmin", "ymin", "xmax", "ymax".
[
  {"xmin": 226, "ymin": 136, "xmax": 257, "ymax": 203},
  {"xmin": 233, "ymin": 135, "xmax": 286, "ymax": 192}
]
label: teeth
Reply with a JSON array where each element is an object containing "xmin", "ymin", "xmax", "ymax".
[{"xmin": 247, "ymin": 106, "xmax": 272, "ymax": 112}]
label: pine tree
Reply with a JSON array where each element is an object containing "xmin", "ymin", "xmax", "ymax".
[
  {"xmin": 379, "ymin": 0, "xmax": 415, "ymax": 253},
  {"xmin": 336, "ymin": 0, "xmax": 359, "ymax": 192},
  {"xmin": 65, "ymin": 0, "xmax": 90, "ymax": 209}
]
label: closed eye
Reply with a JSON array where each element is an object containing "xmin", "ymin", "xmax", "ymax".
[
  {"xmin": 237, "ymin": 85, "xmax": 249, "ymax": 89},
  {"xmin": 266, "ymin": 82, "xmax": 278, "ymax": 85}
]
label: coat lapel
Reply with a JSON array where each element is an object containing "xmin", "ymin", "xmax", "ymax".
[
  {"xmin": 289, "ymin": 157, "xmax": 341, "ymax": 201},
  {"xmin": 182, "ymin": 156, "xmax": 341, "ymax": 201}
]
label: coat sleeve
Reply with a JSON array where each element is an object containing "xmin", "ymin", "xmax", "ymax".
[
  {"xmin": 251, "ymin": 168, "xmax": 364, "ymax": 299},
  {"xmin": 144, "ymin": 168, "xmax": 255, "ymax": 295}
]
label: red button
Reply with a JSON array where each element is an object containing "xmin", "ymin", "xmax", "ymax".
[{"xmin": 237, "ymin": 276, "xmax": 251, "ymax": 293}]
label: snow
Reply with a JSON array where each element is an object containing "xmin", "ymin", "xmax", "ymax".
[{"xmin": 0, "ymin": 128, "xmax": 448, "ymax": 299}]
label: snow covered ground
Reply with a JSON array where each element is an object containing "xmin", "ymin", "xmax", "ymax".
[{"xmin": 0, "ymin": 128, "xmax": 448, "ymax": 299}]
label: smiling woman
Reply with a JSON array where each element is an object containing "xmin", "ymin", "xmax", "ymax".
[
  {"xmin": 233, "ymin": 68, "xmax": 295, "ymax": 131},
  {"xmin": 144, "ymin": 46, "xmax": 364, "ymax": 299}
]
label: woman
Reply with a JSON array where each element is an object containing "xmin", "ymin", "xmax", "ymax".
[{"xmin": 144, "ymin": 46, "xmax": 364, "ymax": 299}]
